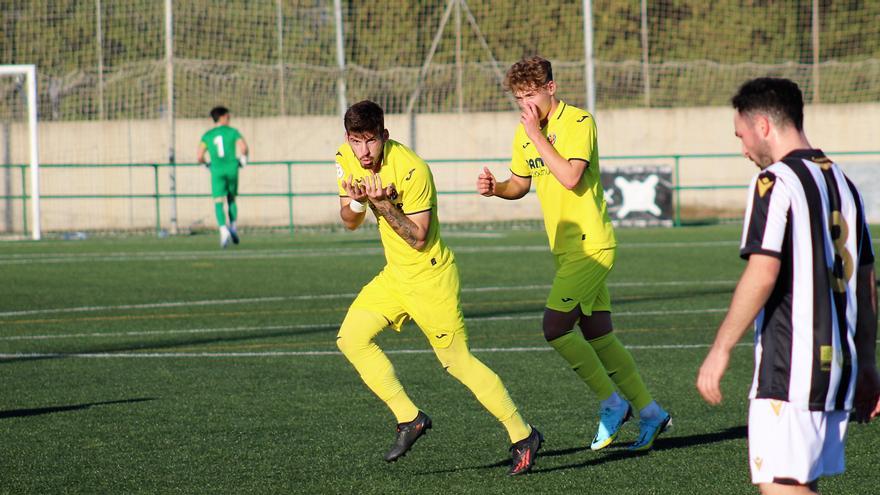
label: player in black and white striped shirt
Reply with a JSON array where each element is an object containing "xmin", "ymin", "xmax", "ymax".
[{"xmin": 697, "ymin": 77, "xmax": 880, "ymax": 494}]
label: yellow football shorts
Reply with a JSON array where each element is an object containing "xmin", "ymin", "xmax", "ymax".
[
  {"xmin": 546, "ymin": 248, "xmax": 615, "ymax": 314},
  {"xmin": 349, "ymin": 260, "xmax": 465, "ymax": 349}
]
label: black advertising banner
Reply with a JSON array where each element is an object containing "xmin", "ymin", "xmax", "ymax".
[{"xmin": 601, "ymin": 166, "xmax": 673, "ymax": 227}]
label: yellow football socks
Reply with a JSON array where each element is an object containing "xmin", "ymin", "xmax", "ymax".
[
  {"xmin": 336, "ymin": 308, "xmax": 418, "ymax": 423},
  {"xmin": 589, "ymin": 333, "xmax": 652, "ymax": 411},
  {"xmin": 549, "ymin": 332, "xmax": 615, "ymax": 401},
  {"xmin": 434, "ymin": 335, "xmax": 531, "ymax": 443},
  {"xmin": 337, "ymin": 308, "xmax": 531, "ymax": 441}
]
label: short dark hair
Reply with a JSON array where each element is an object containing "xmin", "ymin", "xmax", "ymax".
[
  {"xmin": 344, "ymin": 100, "xmax": 384, "ymax": 135},
  {"xmin": 731, "ymin": 78, "xmax": 804, "ymax": 131},
  {"xmin": 505, "ymin": 56, "xmax": 553, "ymax": 93},
  {"xmin": 210, "ymin": 106, "xmax": 229, "ymax": 123}
]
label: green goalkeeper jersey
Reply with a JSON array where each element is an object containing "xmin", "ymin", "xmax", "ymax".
[{"xmin": 201, "ymin": 125, "xmax": 243, "ymax": 172}]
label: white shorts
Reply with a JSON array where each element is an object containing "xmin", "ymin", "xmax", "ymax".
[{"xmin": 748, "ymin": 399, "xmax": 849, "ymax": 485}]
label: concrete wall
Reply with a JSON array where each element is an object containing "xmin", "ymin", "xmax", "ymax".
[{"xmin": 2, "ymin": 103, "xmax": 879, "ymax": 231}]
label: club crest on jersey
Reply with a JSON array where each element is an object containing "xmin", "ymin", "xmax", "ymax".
[
  {"xmin": 335, "ymin": 163, "xmax": 344, "ymax": 178},
  {"xmin": 812, "ymin": 154, "xmax": 833, "ymax": 170},
  {"xmin": 770, "ymin": 400, "xmax": 783, "ymax": 416},
  {"xmin": 547, "ymin": 133, "xmax": 557, "ymax": 145},
  {"xmin": 757, "ymin": 173, "xmax": 775, "ymax": 198}
]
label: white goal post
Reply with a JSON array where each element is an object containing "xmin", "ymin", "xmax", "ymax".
[{"xmin": 0, "ymin": 64, "xmax": 40, "ymax": 240}]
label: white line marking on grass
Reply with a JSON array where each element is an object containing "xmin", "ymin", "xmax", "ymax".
[
  {"xmin": 0, "ymin": 245, "xmax": 542, "ymax": 265},
  {"xmin": 0, "ymin": 323, "xmax": 339, "ymax": 340},
  {"xmin": 442, "ymin": 232, "xmax": 506, "ymax": 238},
  {"xmin": 0, "ymin": 307, "xmax": 729, "ymax": 342},
  {"xmin": 0, "ymin": 280, "xmax": 736, "ymax": 318},
  {"xmin": 612, "ymin": 280, "xmax": 734, "ymax": 287},
  {"xmin": 617, "ymin": 307, "xmax": 728, "ymax": 316},
  {"xmin": 0, "ymin": 240, "xmax": 744, "ymax": 265},
  {"xmin": 0, "ymin": 343, "xmax": 752, "ymax": 360},
  {"xmin": 0, "ymin": 294, "xmax": 356, "ymax": 318},
  {"xmin": 10, "ymin": 237, "xmax": 880, "ymax": 266},
  {"xmin": 620, "ymin": 241, "xmax": 738, "ymax": 248},
  {"xmin": 0, "ymin": 249, "xmax": 386, "ymax": 265}
]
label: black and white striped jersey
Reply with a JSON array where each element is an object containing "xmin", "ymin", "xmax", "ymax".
[{"xmin": 740, "ymin": 149, "xmax": 875, "ymax": 411}]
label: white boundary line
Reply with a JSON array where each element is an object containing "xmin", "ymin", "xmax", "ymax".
[
  {"xmin": 1, "ymin": 238, "xmax": 874, "ymax": 266},
  {"xmin": 0, "ymin": 342, "xmax": 751, "ymax": 360},
  {"xmin": 0, "ymin": 323, "xmax": 337, "ymax": 341},
  {"xmin": 0, "ymin": 279, "xmax": 736, "ymax": 318},
  {"xmin": 0, "ymin": 241, "xmax": 744, "ymax": 265},
  {"xmin": 0, "ymin": 307, "xmax": 729, "ymax": 342}
]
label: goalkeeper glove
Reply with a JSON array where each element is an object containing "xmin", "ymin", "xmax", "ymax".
[{"xmin": 238, "ymin": 155, "xmax": 248, "ymax": 168}]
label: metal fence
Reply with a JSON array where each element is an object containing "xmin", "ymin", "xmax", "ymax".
[
  {"xmin": 3, "ymin": 1, "xmax": 880, "ymax": 237},
  {"xmin": 3, "ymin": 151, "xmax": 879, "ymax": 237}
]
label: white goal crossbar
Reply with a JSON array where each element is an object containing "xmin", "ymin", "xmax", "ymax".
[{"xmin": 0, "ymin": 64, "xmax": 40, "ymax": 240}]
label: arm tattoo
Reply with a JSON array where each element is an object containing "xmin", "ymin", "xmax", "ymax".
[{"xmin": 372, "ymin": 200, "xmax": 420, "ymax": 247}]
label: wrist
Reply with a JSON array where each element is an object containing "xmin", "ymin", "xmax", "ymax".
[
  {"xmin": 349, "ymin": 200, "xmax": 365, "ymax": 213},
  {"xmin": 709, "ymin": 340, "xmax": 735, "ymax": 356}
]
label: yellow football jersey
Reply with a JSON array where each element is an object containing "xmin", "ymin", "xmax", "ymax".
[
  {"xmin": 509, "ymin": 101, "xmax": 616, "ymax": 254},
  {"xmin": 335, "ymin": 139, "xmax": 453, "ymax": 281}
]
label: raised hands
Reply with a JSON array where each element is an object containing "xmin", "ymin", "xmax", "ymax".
[
  {"xmin": 340, "ymin": 174, "xmax": 367, "ymax": 204},
  {"xmin": 341, "ymin": 173, "xmax": 396, "ymax": 205}
]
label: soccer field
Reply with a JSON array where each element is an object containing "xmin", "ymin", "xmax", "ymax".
[{"xmin": 1, "ymin": 224, "xmax": 878, "ymax": 494}]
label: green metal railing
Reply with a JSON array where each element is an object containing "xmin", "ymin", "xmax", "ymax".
[
  {"xmin": 2, "ymin": 151, "xmax": 879, "ymax": 235},
  {"xmin": 663, "ymin": 151, "xmax": 880, "ymax": 225},
  {"xmin": 0, "ymin": 161, "xmax": 313, "ymax": 235}
]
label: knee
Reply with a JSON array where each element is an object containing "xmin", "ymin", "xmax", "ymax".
[
  {"xmin": 335, "ymin": 332, "xmax": 351, "ymax": 356},
  {"xmin": 579, "ymin": 311, "xmax": 613, "ymax": 340},
  {"xmin": 543, "ymin": 326, "xmax": 570, "ymax": 342},
  {"xmin": 442, "ymin": 351, "xmax": 499, "ymax": 390},
  {"xmin": 542, "ymin": 308, "xmax": 579, "ymax": 342},
  {"xmin": 335, "ymin": 328, "xmax": 364, "ymax": 358},
  {"xmin": 435, "ymin": 346, "xmax": 472, "ymax": 378}
]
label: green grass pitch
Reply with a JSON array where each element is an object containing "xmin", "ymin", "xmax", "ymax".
[{"xmin": 1, "ymin": 224, "xmax": 878, "ymax": 494}]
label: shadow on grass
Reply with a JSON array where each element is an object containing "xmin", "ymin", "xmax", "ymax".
[
  {"xmin": 417, "ymin": 425, "xmax": 746, "ymax": 475},
  {"xmin": 460, "ymin": 284, "xmax": 734, "ymax": 321},
  {"xmin": 0, "ymin": 324, "xmax": 340, "ymax": 363},
  {"xmin": 0, "ymin": 397, "xmax": 156, "ymax": 419},
  {"xmin": 612, "ymin": 285, "xmax": 734, "ymax": 307},
  {"xmin": 533, "ymin": 425, "xmax": 748, "ymax": 474}
]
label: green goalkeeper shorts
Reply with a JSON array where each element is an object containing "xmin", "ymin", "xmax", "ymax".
[{"xmin": 211, "ymin": 166, "xmax": 239, "ymax": 198}]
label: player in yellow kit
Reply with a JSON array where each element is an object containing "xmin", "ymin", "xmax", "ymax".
[
  {"xmin": 334, "ymin": 100, "xmax": 542, "ymax": 475},
  {"xmin": 477, "ymin": 56, "xmax": 670, "ymax": 451}
]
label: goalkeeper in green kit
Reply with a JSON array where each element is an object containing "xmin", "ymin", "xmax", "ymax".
[{"xmin": 197, "ymin": 106, "xmax": 249, "ymax": 248}]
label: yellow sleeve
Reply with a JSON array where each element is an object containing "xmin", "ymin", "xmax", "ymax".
[
  {"xmin": 335, "ymin": 147, "xmax": 350, "ymax": 196},
  {"xmin": 509, "ymin": 127, "xmax": 530, "ymax": 177},
  {"xmin": 555, "ymin": 113, "xmax": 595, "ymax": 163},
  {"xmin": 402, "ymin": 162, "xmax": 434, "ymax": 214}
]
